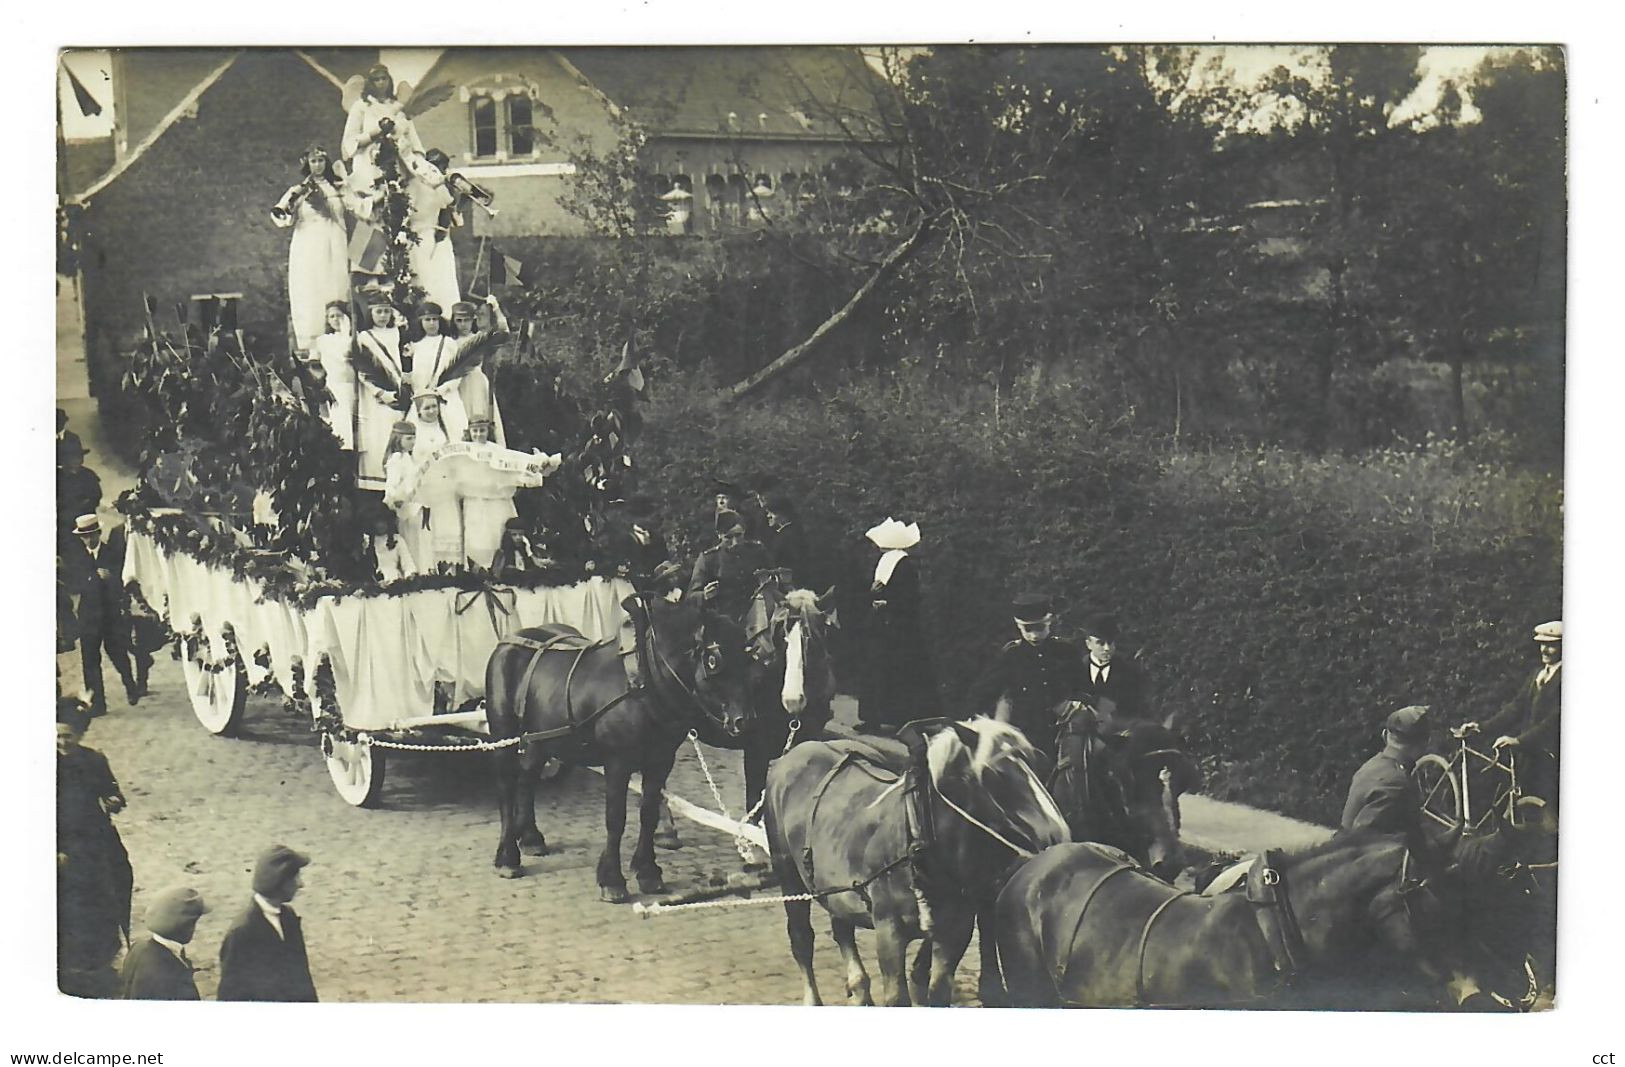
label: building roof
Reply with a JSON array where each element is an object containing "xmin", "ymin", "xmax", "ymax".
[{"xmin": 556, "ymin": 46, "xmax": 887, "ymax": 140}]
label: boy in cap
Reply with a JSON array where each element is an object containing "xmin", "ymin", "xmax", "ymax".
[
  {"xmin": 1463, "ymin": 620, "xmax": 1562, "ymax": 810},
  {"xmin": 120, "ymin": 886, "xmax": 208, "ymax": 1000},
  {"xmin": 217, "ymin": 845, "xmax": 319, "ymax": 1002},
  {"xmin": 971, "ymin": 593, "xmax": 1087, "ymax": 759},
  {"xmin": 1340, "ymin": 705, "xmax": 1430, "ymax": 843}
]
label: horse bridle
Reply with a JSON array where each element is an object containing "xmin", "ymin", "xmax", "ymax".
[{"xmin": 638, "ymin": 600, "xmax": 738, "ymax": 735}]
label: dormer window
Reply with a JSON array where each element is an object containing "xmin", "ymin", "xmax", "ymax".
[{"xmin": 459, "ymin": 76, "xmax": 544, "ymax": 163}]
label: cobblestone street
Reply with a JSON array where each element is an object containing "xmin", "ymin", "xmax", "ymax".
[{"xmin": 92, "ymin": 654, "xmax": 982, "ymax": 1005}]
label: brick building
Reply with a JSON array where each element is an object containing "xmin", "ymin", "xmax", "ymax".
[{"xmin": 66, "ymin": 45, "xmax": 883, "ymax": 426}]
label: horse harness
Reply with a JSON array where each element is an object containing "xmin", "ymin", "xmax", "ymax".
[
  {"xmin": 793, "ymin": 751, "xmax": 920, "ymax": 912},
  {"xmin": 493, "ymin": 607, "xmax": 721, "ymax": 750},
  {"xmin": 1050, "ymin": 846, "xmax": 1308, "ymax": 1007}
]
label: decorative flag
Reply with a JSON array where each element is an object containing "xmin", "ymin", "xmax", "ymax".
[
  {"xmin": 497, "ymin": 253, "xmax": 525, "ymax": 287},
  {"xmin": 64, "ymin": 64, "xmax": 103, "ymax": 117},
  {"xmin": 348, "ymin": 222, "xmax": 388, "ymax": 275}
]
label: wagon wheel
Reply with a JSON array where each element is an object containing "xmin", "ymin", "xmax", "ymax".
[
  {"xmin": 322, "ymin": 730, "xmax": 387, "ymax": 808},
  {"xmin": 180, "ymin": 642, "xmax": 247, "ymax": 737},
  {"xmin": 1413, "ymin": 753, "xmax": 1462, "ymax": 832}
]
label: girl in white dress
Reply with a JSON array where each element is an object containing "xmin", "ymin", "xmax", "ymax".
[
  {"xmin": 405, "ymin": 305, "xmax": 469, "ymax": 442},
  {"xmin": 271, "ymin": 145, "xmax": 349, "ymax": 352},
  {"xmin": 381, "ymin": 422, "xmax": 427, "ymax": 573},
  {"xmin": 405, "ymin": 151, "xmax": 462, "ymax": 313},
  {"xmin": 308, "ymin": 301, "xmax": 357, "ymax": 450},
  {"xmin": 352, "ymin": 297, "xmax": 410, "ymax": 489}
]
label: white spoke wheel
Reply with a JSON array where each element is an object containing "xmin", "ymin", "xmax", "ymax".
[
  {"xmin": 181, "ymin": 650, "xmax": 247, "ymax": 736},
  {"xmin": 322, "ymin": 731, "xmax": 386, "ymax": 808},
  {"xmin": 1413, "ymin": 753, "xmax": 1462, "ymax": 832}
]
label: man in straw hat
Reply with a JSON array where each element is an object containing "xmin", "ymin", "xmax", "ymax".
[
  {"xmin": 217, "ymin": 845, "xmax": 319, "ymax": 1002},
  {"xmin": 61, "ymin": 514, "xmax": 143, "ymax": 714},
  {"xmin": 1463, "ymin": 620, "xmax": 1562, "ymax": 809},
  {"xmin": 120, "ymin": 886, "xmax": 209, "ymax": 1000}
]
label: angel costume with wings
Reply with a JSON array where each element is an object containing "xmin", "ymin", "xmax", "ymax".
[{"xmin": 339, "ymin": 66, "xmax": 452, "ymax": 220}]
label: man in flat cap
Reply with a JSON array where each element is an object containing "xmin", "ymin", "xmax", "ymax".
[
  {"xmin": 1340, "ymin": 705, "xmax": 1431, "ymax": 845},
  {"xmin": 1463, "ymin": 620, "xmax": 1562, "ymax": 811},
  {"xmin": 120, "ymin": 887, "xmax": 208, "ymax": 1000},
  {"xmin": 217, "ymin": 845, "xmax": 318, "ymax": 1002},
  {"xmin": 972, "ymin": 593, "xmax": 1087, "ymax": 760}
]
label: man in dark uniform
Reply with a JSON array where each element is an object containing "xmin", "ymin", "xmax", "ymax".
[
  {"xmin": 1340, "ymin": 704, "xmax": 1430, "ymax": 846},
  {"xmin": 1077, "ymin": 613, "xmax": 1151, "ymax": 727},
  {"xmin": 120, "ymin": 886, "xmax": 208, "ymax": 1001},
  {"xmin": 217, "ymin": 845, "xmax": 319, "ymax": 1002},
  {"xmin": 687, "ymin": 509, "xmax": 769, "ymax": 621},
  {"xmin": 972, "ymin": 593, "xmax": 1086, "ymax": 760},
  {"xmin": 1463, "ymin": 620, "xmax": 1561, "ymax": 811},
  {"xmin": 56, "ymin": 698, "xmax": 132, "ymax": 997},
  {"xmin": 760, "ymin": 491, "xmax": 809, "ymax": 588},
  {"xmin": 617, "ymin": 498, "xmax": 673, "ymax": 591}
]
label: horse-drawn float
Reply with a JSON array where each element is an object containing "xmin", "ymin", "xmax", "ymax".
[{"xmin": 123, "ymin": 506, "xmax": 636, "ymax": 808}]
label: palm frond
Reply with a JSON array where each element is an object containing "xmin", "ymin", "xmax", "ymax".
[
  {"xmin": 351, "ymin": 333, "xmax": 404, "ymax": 394},
  {"xmin": 434, "ymin": 330, "xmax": 511, "ymax": 386}
]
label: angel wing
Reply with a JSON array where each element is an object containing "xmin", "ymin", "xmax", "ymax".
[
  {"xmin": 341, "ymin": 74, "xmax": 366, "ymax": 115},
  {"xmin": 434, "ymin": 330, "xmax": 512, "ymax": 387},
  {"xmin": 403, "ymin": 81, "xmax": 457, "ymax": 120}
]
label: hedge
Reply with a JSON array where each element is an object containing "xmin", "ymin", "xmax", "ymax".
[{"xmin": 632, "ymin": 375, "xmax": 1561, "ymax": 825}]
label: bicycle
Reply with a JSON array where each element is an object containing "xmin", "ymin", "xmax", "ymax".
[{"xmin": 1413, "ymin": 723, "xmax": 1540, "ymax": 833}]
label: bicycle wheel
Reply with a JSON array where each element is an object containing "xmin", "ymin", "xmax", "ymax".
[{"xmin": 1414, "ymin": 753, "xmax": 1463, "ymax": 832}]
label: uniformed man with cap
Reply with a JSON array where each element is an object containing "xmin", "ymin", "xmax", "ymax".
[
  {"xmin": 1340, "ymin": 705, "xmax": 1431, "ymax": 843},
  {"xmin": 119, "ymin": 886, "xmax": 209, "ymax": 1000},
  {"xmin": 1462, "ymin": 620, "xmax": 1562, "ymax": 810},
  {"xmin": 971, "ymin": 593, "xmax": 1087, "ymax": 758},
  {"xmin": 217, "ymin": 844, "xmax": 319, "ymax": 1002},
  {"xmin": 687, "ymin": 509, "xmax": 769, "ymax": 620}
]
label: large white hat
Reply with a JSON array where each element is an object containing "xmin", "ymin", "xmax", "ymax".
[
  {"xmin": 865, "ymin": 517, "xmax": 921, "ymax": 551},
  {"xmin": 1532, "ymin": 620, "xmax": 1562, "ymax": 642}
]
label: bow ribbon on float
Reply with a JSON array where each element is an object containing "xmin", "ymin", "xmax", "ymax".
[{"xmin": 454, "ymin": 585, "xmax": 518, "ymax": 638}]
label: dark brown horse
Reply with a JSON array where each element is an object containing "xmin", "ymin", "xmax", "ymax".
[
  {"xmin": 740, "ymin": 585, "xmax": 838, "ymax": 821},
  {"xmin": 763, "ymin": 717, "xmax": 1069, "ymax": 1006},
  {"xmin": 1045, "ymin": 706, "xmax": 1200, "ymax": 882},
  {"xmin": 485, "ymin": 594, "xmax": 752, "ymax": 902},
  {"xmin": 992, "ymin": 832, "xmax": 1459, "ymax": 1009}
]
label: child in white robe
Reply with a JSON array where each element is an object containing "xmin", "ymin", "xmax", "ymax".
[{"xmin": 380, "ymin": 421, "xmax": 428, "ymax": 573}]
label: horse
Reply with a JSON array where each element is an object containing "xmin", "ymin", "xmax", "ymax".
[
  {"xmin": 740, "ymin": 583, "xmax": 838, "ymax": 821},
  {"xmin": 1045, "ymin": 704, "xmax": 1200, "ymax": 882},
  {"xmin": 763, "ymin": 717, "xmax": 1069, "ymax": 1006},
  {"xmin": 1428, "ymin": 799, "xmax": 1559, "ymax": 1008},
  {"xmin": 484, "ymin": 594, "xmax": 754, "ymax": 902},
  {"xmin": 991, "ymin": 830, "xmax": 1464, "ymax": 1009}
]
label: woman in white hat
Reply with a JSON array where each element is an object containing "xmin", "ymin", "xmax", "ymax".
[{"xmin": 854, "ymin": 517, "xmax": 939, "ymax": 734}]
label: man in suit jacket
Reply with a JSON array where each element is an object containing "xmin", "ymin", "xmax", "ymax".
[
  {"xmin": 62, "ymin": 515, "xmax": 145, "ymax": 713},
  {"xmin": 217, "ymin": 845, "xmax": 319, "ymax": 1002},
  {"xmin": 1466, "ymin": 620, "xmax": 1562, "ymax": 809},
  {"xmin": 1076, "ymin": 614, "xmax": 1151, "ymax": 726},
  {"xmin": 120, "ymin": 886, "xmax": 208, "ymax": 1000}
]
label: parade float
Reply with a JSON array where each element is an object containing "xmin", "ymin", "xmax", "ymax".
[{"xmin": 117, "ymin": 64, "xmax": 644, "ymax": 806}]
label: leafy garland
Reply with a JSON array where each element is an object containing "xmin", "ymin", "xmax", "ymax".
[{"xmin": 371, "ymin": 134, "xmax": 424, "ymax": 312}]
